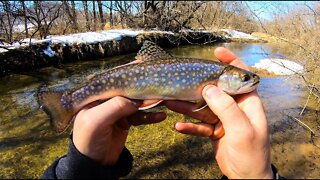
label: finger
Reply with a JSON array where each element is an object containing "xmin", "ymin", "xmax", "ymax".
[
  {"xmin": 235, "ymin": 91, "xmax": 268, "ymax": 136},
  {"xmin": 164, "ymin": 100, "xmax": 219, "ymax": 124},
  {"xmin": 175, "ymin": 122, "xmax": 214, "ymax": 137},
  {"xmin": 87, "ymin": 96, "xmax": 142, "ymax": 124},
  {"xmin": 214, "ymin": 47, "xmax": 249, "ymax": 71},
  {"xmin": 128, "ymin": 111, "xmax": 167, "ymax": 126},
  {"xmin": 211, "ymin": 121, "xmax": 225, "ymax": 140},
  {"xmin": 202, "ymin": 85, "xmax": 251, "ymax": 133}
]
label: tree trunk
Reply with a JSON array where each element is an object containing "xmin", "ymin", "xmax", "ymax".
[
  {"xmin": 20, "ymin": 0, "xmax": 28, "ymax": 38},
  {"xmin": 83, "ymin": 0, "xmax": 90, "ymax": 30},
  {"xmin": 2, "ymin": 1, "xmax": 13, "ymax": 42},
  {"xmin": 71, "ymin": 0, "xmax": 78, "ymax": 31},
  {"xmin": 109, "ymin": 1, "xmax": 113, "ymax": 27},
  {"xmin": 92, "ymin": 0, "xmax": 97, "ymax": 31},
  {"xmin": 97, "ymin": 0, "xmax": 104, "ymax": 29},
  {"xmin": 63, "ymin": 0, "xmax": 78, "ymax": 32}
]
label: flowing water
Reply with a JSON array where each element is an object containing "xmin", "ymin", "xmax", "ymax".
[{"xmin": 0, "ymin": 42, "xmax": 319, "ymax": 178}]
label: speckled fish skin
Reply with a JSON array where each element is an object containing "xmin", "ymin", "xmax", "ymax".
[
  {"xmin": 62, "ymin": 58, "xmax": 227, "ymax": 110},
  {"xmin": 38, "ymin": 40, "xmax": 260, "ymax": 134}
]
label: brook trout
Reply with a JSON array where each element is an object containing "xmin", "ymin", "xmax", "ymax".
[{"xmin": 37, "ymin": 41, "xmax": 260, "ymax": 133}]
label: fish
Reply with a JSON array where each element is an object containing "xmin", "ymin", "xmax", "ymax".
[{"xmin": 37, "ymin": 40, "xmax": 260, "ymax": 134}]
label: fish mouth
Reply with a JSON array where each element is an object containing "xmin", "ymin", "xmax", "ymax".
[{"xmin": 251, "ymin": 80, "xmax": 260, "ymax": 87}]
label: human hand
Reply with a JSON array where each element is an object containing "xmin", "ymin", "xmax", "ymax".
[
  {"xmin": 72, "ymin": 97, "xmax": 166, "ymax": 165},
  {"xmin": 165, "ymin": 47, "xmax": 273, "ymax": 178}
]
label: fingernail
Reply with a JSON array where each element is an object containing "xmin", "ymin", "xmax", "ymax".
[{"xmin": 205, "ymin": 85, "xmax": 220, "ymax": 98}]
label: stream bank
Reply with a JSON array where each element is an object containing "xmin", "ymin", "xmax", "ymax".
[{"xmin": 0, "ymin": 29, "xmax": 265, "ymax": 77}]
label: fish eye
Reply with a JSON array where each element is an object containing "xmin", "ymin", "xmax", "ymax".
[{"xmin": 242, "ymin": 74, "xmax": 250, "ymax": 81}]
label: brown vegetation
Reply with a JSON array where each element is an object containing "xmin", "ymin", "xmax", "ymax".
[{"xmin": 0, "ymin": 1, "xmax": 260, "ymax": 43}]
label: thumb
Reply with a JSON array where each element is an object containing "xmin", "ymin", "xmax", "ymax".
[
  {"xmin": 202, "ymin": 85, "xmax": 250, "ymax": 133},
  {"xmin": 87, "ymin": 96, "xmax": 142, "ymax": 124}
]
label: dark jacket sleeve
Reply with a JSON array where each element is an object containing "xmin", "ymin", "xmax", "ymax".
[{"xmin": 41, "ymin": 139, "xmax": 133, "ymax": 179}]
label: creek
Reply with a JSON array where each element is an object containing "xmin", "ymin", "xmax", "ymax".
[{"xmin": 0, "ymin": 42, "xmax": 319, "ymax": 178}]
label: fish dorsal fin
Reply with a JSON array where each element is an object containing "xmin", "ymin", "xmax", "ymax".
[{"xmin": 135, "ymin": 41, "xmax": 172, "ymax": 61}]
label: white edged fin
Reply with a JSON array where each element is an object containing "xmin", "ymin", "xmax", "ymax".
[
  {"xmin": 192, "ymin": 100, "xmax": 208, "ymax": 112},
  {"xmin": 138, "ymin": 100, "xmax": 163, "ymax": 110}
]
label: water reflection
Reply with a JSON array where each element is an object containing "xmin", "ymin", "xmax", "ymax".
[{"xmin": 0, "ymin": 42, "xmax": 318, "ymax": 178}]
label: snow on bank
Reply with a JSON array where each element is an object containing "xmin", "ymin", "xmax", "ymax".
[
  {"xmin": 0, "ymin": 28, "xmax": 261, "ymax": 54},
  {"xmin": 219, "ymin": 29, "xmax": 259, "ymax": 40},
  {"xmin": 253, "ymin": 58, "xmax": 304, "ymax": 75}
]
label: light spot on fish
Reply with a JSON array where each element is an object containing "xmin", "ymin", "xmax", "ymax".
[
  {"xmin": 135, "ymin": 69, "xmax": 139, "ymax": 73},
  {"xmin": 182, "ymin": 79, "xmax": 186, "ymax": 83},
  {"xmin": 110, "ymin": 78, "xmax": 114, "ymax": 83},
  {"xmin": 102, "ymin": 80, "xmax": 106, "ymax": 84},
  {"xmin": 121, "ymin": 74, "xmax": 126, "ymax": 78},
  {"xmin": 90, "ymin": 86, "xmax": 95, "ymax": 90}
]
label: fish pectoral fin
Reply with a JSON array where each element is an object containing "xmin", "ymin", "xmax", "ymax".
[
  {"xmin": 192, "ymin": 100, "xmax": 208, "ymax": 112},
  {"xmin": 139, "ymin": 99, "xmax": 163, "ymax": 110}
]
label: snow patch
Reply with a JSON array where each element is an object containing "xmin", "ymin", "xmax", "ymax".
[
  {"xmin": 13, "ymin": 23, "xmax": 35, "ymax": 33},
  {"xmin": 43, "ymin": 43, "xmax": 55, "ymax": 57},
  {"xmin": 220, "ymin": 29, "xmax": 259, "ymax": 40},
  {"xmin": 253, "ymin": 58, "xmax": 304, "ymax": 75},
  {"xmin": 0, "ymin": 28, "xmax": 261, "ymax": 54},
  {"xmin": 49, "ymin": 29, "xmax": 144, "ymax": 45},
  {"xmin": 0, "ymin": 48, "xmax": 8, "ymax": 53}
]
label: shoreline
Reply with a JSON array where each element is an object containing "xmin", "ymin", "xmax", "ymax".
[{"xmin": 0, "ymin": 29, "xmax": 266, "ymax": 77}]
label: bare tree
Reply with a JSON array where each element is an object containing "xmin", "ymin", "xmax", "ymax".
[
  {"xmin": 70, "ymin": 0, "xmax": 78, "ymax": 30},
  {"xmin": 109, "ymin": 1, "xmax": 113, "ymax": 27},
  {"xmin": 0, "ymin": 1, "xmax": 19, "ymax": 43},
  {"xmin": 82, "ymin": 0, "xmax": 90, "ymax": 31},
  {"xmin": 97, "ymin": 0, "xmax": 105, "ymax": 29},
  {"xmin": 92, "ymin": 0, "xmax": 97, "ymax": 31},
  {"xmin": 27, "ymin": 1, "xmax": 62, "ymax": 39},
  {"xmin": 20, "ymin": 0, "xmax": 28, "ymax": 38},
  {"xmin": 63, "ymin": 0, "xmax": 78, "ymax": 32}
]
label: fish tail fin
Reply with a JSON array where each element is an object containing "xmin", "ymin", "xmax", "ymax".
[{"xmin": 37, "ymin": 92, "xmax": 74, "ymax": 134}]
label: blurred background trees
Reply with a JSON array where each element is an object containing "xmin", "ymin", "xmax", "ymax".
[{"xmin": 0, "ymin": 1, "xmax": 264, "ymax": 42}]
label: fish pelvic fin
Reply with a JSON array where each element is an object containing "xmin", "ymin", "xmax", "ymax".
[
  {"xmin": 135, "ymin": 41, "xmax": 173, "ymax": 61},
  {"xmin": 139, "ymin": 100, "xmax": 163, "ymax": 110},
  {"xmin": 192, "ymin": 99, "xmax": 208, "ymax": 112},
  {"xmin": 37, "ymin": 92, "xmax": 74, "ymax": 134}
]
